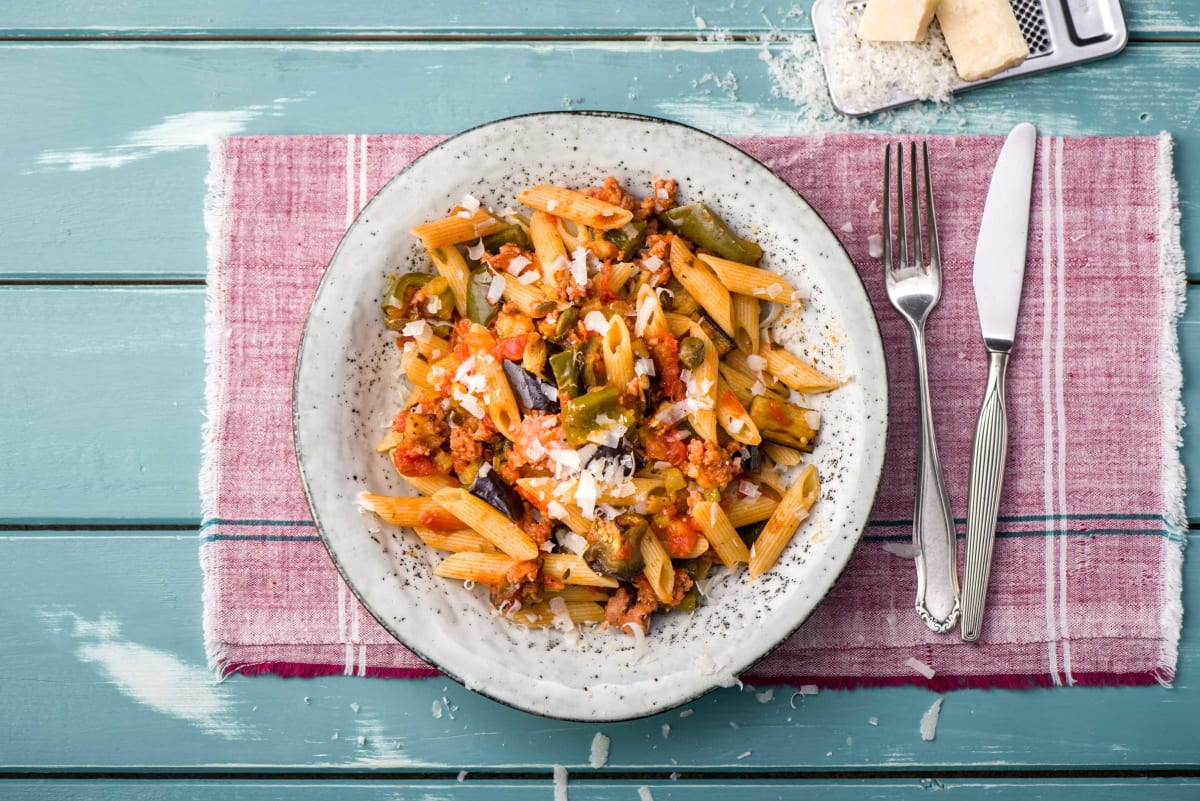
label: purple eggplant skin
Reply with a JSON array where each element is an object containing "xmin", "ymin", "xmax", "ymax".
[
  {"xmin": 469, "ymin": 463, "xmax": 524, "ymax": 520},
  {"xmin": 501, "ymin": 359, "xmax": 560, "ymax": 413}
]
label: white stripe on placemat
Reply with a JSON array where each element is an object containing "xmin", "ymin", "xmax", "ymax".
[
  {"xmin": 1054, "ymin": 137, "xmax": 1074, "ymax": 685},
  {"xmin": 340, "ymin": 133, "xmax": 357, "ymax": 678},
  {"xmin": 1039, "ymin": 136, "xmax": 1061, "ymax": 685}
]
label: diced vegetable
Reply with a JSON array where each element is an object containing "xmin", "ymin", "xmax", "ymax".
[
  {"xmin": 469, "ymin": 463, "xmax": 524, "ymax": 520},
  {"xmin": 696, "ymin": 311, "xmax": 735, "ymax": 356},
  {"xmin": 584, "ymin": 513, "xmax": 647, "ymax": 582},
  {"xmin": 604, "ymin": 220, "xmax": 647, "ymax": 260},
  {"xmin": 677, "ymin": 336, "xmax": 706, "ymax": 370},
  {"xmin": 662, "ymin": 278, "xmax": 700, "ymax": 317},
  {"xmin": 736, "ymin": 444, "xmax": 762, "ymax": 474},
  {"xmin": 466, "ymin": 271, "xmax": 500, "ymax": 325},
  {"xmin": 748, "ymin": 396, "xmax": 819, "ymax": 451},
  {"xmin": 561, "ymin": 386, "xmax": 634, "ymax": 447},
  {"xmin": 553, "ymin": 306, "xmax": 580, "ymax": 341},
  {"xmin": 657, "ymin": 202, "xmax": 762, "ymax": 264},
  {"xmin": 381, "ymin": 273, "xmax": 440, "ymax": 331},
  {"xmin": 501, "ymin": 359, "xmax": 560, "ymax": 413},
  {"xmin": 482, "ymin": 224, "xmax": 532, "ymax": 253},
  {"xmin": 580, "ymin": 336, "xmax": 606, "ymax": 389},
  {"xmin": 549, "ymin": 347, "xmax": 582, "ymax": 400}
]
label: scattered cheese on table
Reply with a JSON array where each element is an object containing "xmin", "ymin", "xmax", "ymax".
[
  {"xmin": 857, "ymin": 0, "xmax": 939, "ymax": 42},
  {"xmin": 936, "ymin": 0, "xmax": 1030, "ymax": 81}
]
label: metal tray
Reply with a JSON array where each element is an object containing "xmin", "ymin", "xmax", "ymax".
[{"xmin": 811, "ymin": 0, "xmax": 1128, "ymax": 116}]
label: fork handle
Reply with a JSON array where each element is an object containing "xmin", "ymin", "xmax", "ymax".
[
  {"xmin": 910, "ymin": 326, "xmax": 960, "ymax": 634},
  {"xmin": 961, "ymin": 347, "xmax": 1010, "ymax": 643}
]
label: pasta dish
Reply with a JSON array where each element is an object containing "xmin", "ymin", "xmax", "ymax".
[{"xmin": 359, "ymin": 177, "xmax": 838, "ymax": 635}]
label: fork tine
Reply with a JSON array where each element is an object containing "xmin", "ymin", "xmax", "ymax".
[
  {"xmin": 923, "ymin": 141, "xmax": 940, "ymax": 272},
  {"xmin": 911, "ymin": 142, "xmax": 923, "ymax": 270},
  {"xmin": 896, "ymin": 142, "xmax": 908, "ymax": 268},
  {"xmin": 882, "ymin": 144, "xmax": 892, "ymax": 270}
]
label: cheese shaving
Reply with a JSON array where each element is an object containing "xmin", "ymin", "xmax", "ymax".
[
  {"xmin": 634, "ymin": 294, "xmax": 657, "ymax": 337},
  {"xmin": 466, "ymin": 238, "xmax": 486, "ymax": 261},
  {"xmin": 570, "ymin": 246, "xmax": 590, "ymax": 286},
  {"xmin": 745, "ymin": 354, "xmax": 767, "ymax": 372},
  {"xmin": 635, "ymin": 358, "xmax": 656, "ymax": 377},
  {"xmin": 643, "ymin": 254, "xmax": 664, "ymax": 272},
  {"xmin": 518, "ymin": 270, "xmax": 540, "ymax": 284},
  {"xmin": 589, "ymin": 732, "xmax": 610, "ymax": 768},
  {"xmin": 905, "ymin": 657, "xmax": 936, "ymax": 679},
  {"xmin": 583, "ymin": 310, "xmax": 611, "ymax": 335},
  {"xmin": 507, "ymin": 254, "xmax": 532, "ymax": 275},
  {"xmin": 919, "ymin": 697, "xmax": 944, "ymax": 741},
  {"xmin": 486, "ymin": 274, "xmax": 506, "ymax": 304},
  {"xmin": 461, "ymin": 194, "xmax": 480, "ymax": 211},
  {"xmin": 576, "ymin": 471, "xmax": 598, "ymax": 520},
  {"xmin": 868, "ymin": 234, "xmax": 884, "ymax": 258},
  {"xmin": 726, "ymin": 417, "xmax": 744, "ymax": 435},
  {"xmin": 401, "ymin": 319, "xmax": 433, "ymax": 343}
]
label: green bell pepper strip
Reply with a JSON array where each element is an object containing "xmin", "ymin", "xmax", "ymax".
[
  {"xmin": 482, "ymin": 225, "xmax": 531, "ymax": 253},
  {"xmin": 604, "ymin": 220, "xmax": 647, "ymax": 260},
  {"xmin": 657, "ymin": 202, "xmax": 762, "ymax": 264},
  {"xmin": 466, "ymin": 272, "xmax": 500, "ymax": 326},
  {"xmin": 549, "ymin": 347, "xmax": 582, "ymax": 401},
  {"xmin": 561, "ymin": 385, "xmax": 634, "ymax": 448}
]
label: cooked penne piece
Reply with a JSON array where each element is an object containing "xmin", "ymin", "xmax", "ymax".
[
  {"xmin": 760, "ymin": 344, "xmax": 840, "ymax": 394},
  {"xmin": 435, "ymin": 552, "xmax": 521, "ymax": 584},
  {"xmin": 715, "ymin": 376, "xmax": 762, "ymax": 446},
  {"xmin": 518, "ymin": 185, "xmax": 634, "ymax": 231},
  {"xmin": 411, "ymin": 208, "xmax": 507, "ymax": 248},
  {"xmin": 749, "ymin": 463, "xmax": 820, "ymax": 578},
  {"xmin": 634, "ymin": 284, "xmax": 672, "ymax": 340},
  {"xmin": 670, "ymin": 237, "xmax": 734, "ymax": 336},
  {"xmin": 694, "ymin": 500, "xmax": 751, "ymax": 567},
  {"xmin": 664, "ymin": 312, "xmax": 692, "ymax": 339},
  {"xmin": 397, "ymin": 473, "xmax": 458, "ymax": 497},
  {"xmin": 542, "ymin": 553, "xmax": 621, "ymax": 588},
  {"xmin": 607, "ymin": 261, "xmax": 637, "ymax": 294},
  {"xmin": 723, "ymin": 349, "xmax": 786, "ymax": 394},
  {"xmin": 555, "ymin": 216, "xmax": 593, "ymax": 251},
  {"xmin": 640, "ymin": 530, "xmax": 676, "ymax": 603},
  {"xmin": 686, "ymin": 324, "xmax": 718, "ymax": 443},
  {"xmin": 546, "ymin": 586, "xmax": 612, "ymax": 603},
  {"xmin": 602, "ymin": 315, "xmax": 635, "ymax": 391},
  {"xmin": 400, "ymin": 347, "xmax": 432, "ymax": 390},
  {"xmin": 358, "ymin": 493, "xmax": 465, "ymax": 531},
  {"xmin": 762, "ymin": 442, "xmax": 804, "ymax": 467},
  {"xmin": 509, "ymin": 599, "xmax": 607, "ymax": 628},
  {"xmin": 725, "ymin": 495, "xmax": 779, "ymax": 528},
  {"xmin": 414, "ymin": 527, "xmax": 496, "ymax": 553},
  {"xmin": 416, "ymin": 334, "xmax": 452, "ymax": 361},
  {"xmin": 476, "ymin": 354, "xmax": 521, "ymax": 441},
  {"xmin": 375, "ymin": 428, "xmax": 405, "ymax": 453},
  {"xmin": 718, "ymin": 362, "xmax": 785, "ymax": 408},
  {"xmin": 433, "ymin": 488, "xmax": 539, "ymax": 561},
  {"xmin": 529, "ymin": 210, "xmax": 568, "ymax": 290},
  {"xmin": 426, "ymin": 245, "xmax": 470, "ymax": 317},
  {"xmin": 697, "ymin": 253, "xmax": 802, "ymax": 305},
  {"xmin": 502, "ymin": 278, "xmax": 557, "ymax": 318},
  {"xmin": 680, "ymin": 537, "xmax": 710, "ymax": 559},
  {"xmin": 731, "ymin": 293, "xmax": 760, "ymax": 355}
]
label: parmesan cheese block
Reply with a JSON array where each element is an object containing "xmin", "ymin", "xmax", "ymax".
[
  {"xmin": 857, "ymin": 0, "xmax": 939, "ymax": 42},
  {"xmin": 936, "ymin": 0, "xmax": 1031, "ymax": 81}
]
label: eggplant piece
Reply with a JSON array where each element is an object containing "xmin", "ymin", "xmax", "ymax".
[
  {"xmin": 468, "ymin": 463, "xmax": 524, "ymax": 520},
  {"xmin": 749, "ymin": 396, "xmax": 819, "ymax": 451},
  {"xmin": 584, "ymin": 513, "xmax": 647, "ymax": 582},
  {"xmin": 737, "ymin": 520, "xmax": 767, "ymax": 548},
  {"xmin": 588, "ymin": 441, "xmax": 640, "ymax": 481},
  {"xmin": 736, "ymin": 444, "xmax": 763, "ymax": 474},
  {"xmin": 696, "ymin": 310, "xmax": 736, "ymax": 356},
  {"xmin": 501, "ymin": 359, "xmax": 560, "ymax": 413}
]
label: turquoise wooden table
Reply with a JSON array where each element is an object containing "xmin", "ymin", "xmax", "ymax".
[{"xmin": 2, "ymin": 2, "xmax": 1198, "ymax": 797}]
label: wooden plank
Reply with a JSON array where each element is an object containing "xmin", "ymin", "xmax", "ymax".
[
  {"xmin": 5, "ymin": 281, "xmax": 1200, "ymax": 525},
  {"xmin": 4, "ymin": 779, "xmax": 1200, "ymax": 799},
  {"xmin": 0, "ymin": 287, "xmax": 203, "ymax": 523},
  {"xmin": 2, "ymin": 0, "xmax": 1195, "ymax": 38},
  {"xmin": 0, "ymin": 42, "xmax": 1195, "ymax": 278},
  {"xmin": 0, "ymin": 533, "xmax": 1196, "ymax": 770}
]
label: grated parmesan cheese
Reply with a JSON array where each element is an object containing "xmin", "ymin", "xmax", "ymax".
[
  {"xmin": 486, "ymin": 274, "xmax": 507, "ymax": 304},
  {"xmin": 576, "ymin": 471, "xmax": 598, "ymax": 520},
  {"xmin": 466, "ymin": 238, "xmax": 485, "ymax": 261},
  {"xmin": 570, "ymin": 246, "xmax": 590, "ymax": 286},
  {"xmin": 589, "ymin": 732, "xmax": 610, "ymax": 768},
  {"xmin": 401, "ymin": 319, "xmax": 433, "ymax": 343},
  {"xmin": 919, "ymin": 697, "xmax": 943, "ymax": 741},
  {"xmin": 868, "ymin": 234, "xmax": 884, "ymax": 258},
  {"xmin": 461, "ymin": 194, "xmax": 480, "ymax": 211},
  {"xmin": 905, "ymin": 657, "xmax": 936, "ymax": 679},
  {"xmin": 643, "ymin": 254, "xmax": 664, "ymax": 272},
  {"xmin": 517, "ymin": 270, "xmax": 540, "ymax": 284},
  {"xmin": 635, "ymin": 358, "xmax": 656, "ymax": 377}
]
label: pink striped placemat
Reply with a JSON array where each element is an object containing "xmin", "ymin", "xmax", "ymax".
[{"xmin": 201, "ymin": 132, "xmax": 1185, "ymax": 690}]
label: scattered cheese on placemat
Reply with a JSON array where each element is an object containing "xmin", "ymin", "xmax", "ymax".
[
  {"xmin": 936, "ymin": 0, "xmax": 1030, "ymax": 81},
  {"xmin": 857, "ymin": 0, "xmax": 939, "ymax": 42}
]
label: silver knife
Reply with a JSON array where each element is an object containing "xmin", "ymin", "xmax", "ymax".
[{"xmin": 960, "ymin": 123, "xmax": 1038, "ymax": 643}]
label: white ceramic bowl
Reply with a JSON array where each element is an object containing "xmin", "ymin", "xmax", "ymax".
[{"xmin": 294, "ymin": 112, "xmax": 888, "ymax": 720}]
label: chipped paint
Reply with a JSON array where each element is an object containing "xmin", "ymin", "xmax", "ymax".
[
  {"xmin": 33, "ymin": 96, "xmax": 302, "ymax": 171},
  {"xmin": 39, "ymin": 608, "xmax": 253, "ymax": 739}
]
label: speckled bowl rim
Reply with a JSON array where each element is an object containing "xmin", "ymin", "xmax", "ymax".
[{"xmin": 294, "ymin": 111, "xmax": 889, "ymax": 721}]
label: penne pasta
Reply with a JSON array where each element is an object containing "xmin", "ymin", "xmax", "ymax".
[
  {"xmin": 433, "ymin": 488, "xmax": 540, "ymax": 561},
  {"xmin": 697, "ymin": 252, "xmax": 802, "ymax": 305},
  {"xmin": 358, "ymin": 493, "xmax": 465, "ymax": 530},
  {"xmin": 414, "ymin": 527, "xmax": 496, "ymax": 553},
  {"xmin": 502, "ymin": 278, "xmax": 557, "ymax": 318},
  {"xmin": 723, "ymin": 349, "xmax": 786, "ymax": 394},
  {"xmin": 517, "ymin": 185, "xmax": 633, "ymax": 231},
  {"xmin": 375, "ymin": 428, "xmax": 405, "ymax": 453},
  {"xmin": 635, "ymin": 284, "xmax": 672, "ymax": 341},
  {"xmin": 396, "ymin": 473, "xmax": 458, "ymax": 497},
  {"xmin": 426, "ymin": 246, "xmax": 470, "ymax": 317},
  {"xmin": 435, "ymin": 552, "xmax": 521, "ymax": 584},
  {"xmin": 640, "ymin": 530, "xmax": 676, "ymax": 603},
  {"xmin": 607, "ymin": 261, "xmax": 637, "ymax": 294},
  {"xmin": 546, "ymin": 586, "xmax": 611, "ymax": 603},
  {"xmin": 529, "ymin": 210, "xmax": 568, "ymax": 290},
  {"xmin": 555, "ymin": 215, "xmax": 593, "ymax": 252},
  {"xmin": 509, "ymin": 599, "xmax": 608, "ymax": 628},
  {"xmin": 411, "ymin": 208, "xmax": 507, "ymax": 247},
  {"xmin": 680, "ymin": 536, "xmax": 710, "ymax": 559},
  {"xmin": 476, "ymin": 354, "xmax": 522, "ymax": 441},
  {"xmin": 715, "ymin": 377, "xmax": 762, "ymax": 446},
  {"xmin": 602, "ymin": 315, "xmax": 635, "ymax": 391},
  {"xmin": 670, "ymin": 237, "xmax": 734, "ymax": 336},
  {"xmin": 542, "ymin": 553, "xmax": 620, "ymax": 588},
  {"xmin": 749, "ymin": 463, "xmax": 820, "ymax": 578},
  {"xmin": 686, "ymin": 324, "xmax": 718, "ymax": 443},
  {"xmin": 664, "ymin": 312, "xmax": 692, "ymax": 339},
  {"xmin": 693, "ymin": 500, "xmax": 751, "ymax": 567},
  {"xmin": 725, "ymin": 495, "xmax": 779, "ymax": 529},
  {"xmin": 731, "ymin": 293, "xmax": 760, "ymax": 355},
  {"xmin": 400, "ymin": 347, "xmax": 432, "ymax": 390},
  {"xmin": 762, "ymin": 441, "xmax": 803, "ymax": 467},
  {"xmin": 760, "ymin": 344, "xmax": 840, "ymax": 394},
  {"xmin": 416, "ymin": 334, "xmax": 452, "ymax": 361}
]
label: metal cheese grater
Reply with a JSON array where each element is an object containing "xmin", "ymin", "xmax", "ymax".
[{"xmin": 811, "ymin": 0, "xmax": 1128, "ymax": 116}]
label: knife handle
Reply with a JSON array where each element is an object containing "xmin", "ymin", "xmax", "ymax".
[
  {"xmin": 961, "ymin": 347, "xmax": 1010, "ymax": 643},
  {"xmin": 910, "ymin": 326, "xmax": 961, "ymax": 634}
]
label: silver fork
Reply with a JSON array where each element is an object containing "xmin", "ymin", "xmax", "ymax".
[{"xmin": 882, "ymin": 142, "xmax": 961, "ymax": 634}]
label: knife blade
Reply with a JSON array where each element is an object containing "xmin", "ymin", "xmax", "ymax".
[{"xmin": 960, "ymin": 123, "xmax": 1038, "ymax": 643}]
